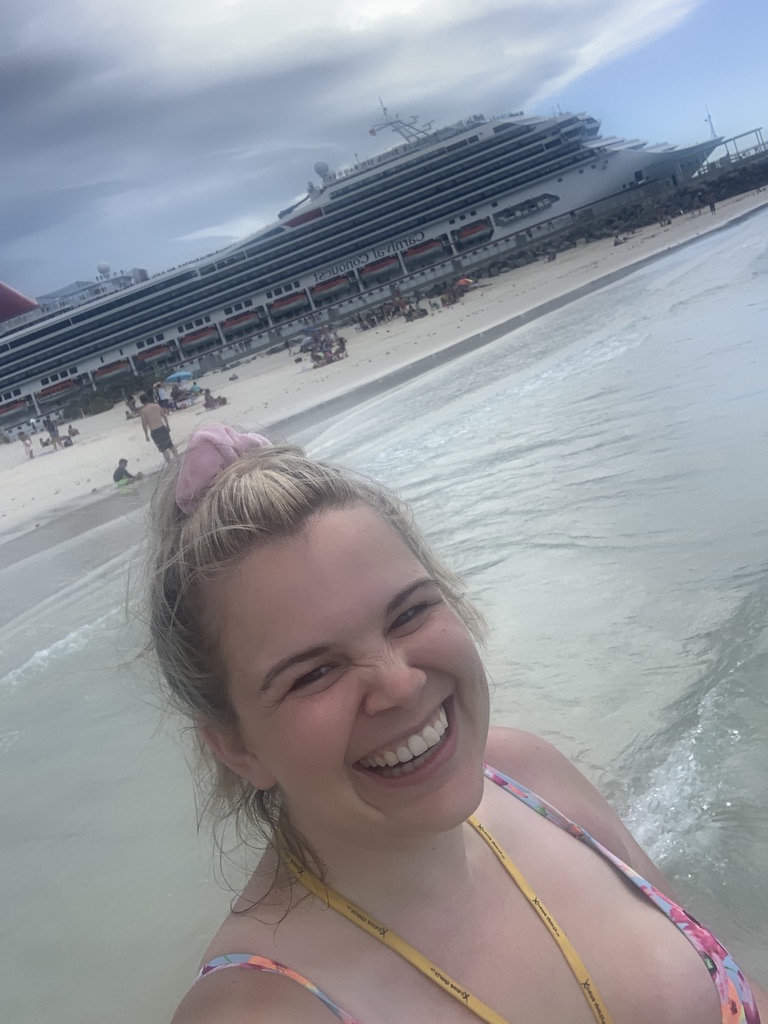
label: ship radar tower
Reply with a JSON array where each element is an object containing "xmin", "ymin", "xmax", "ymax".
[{"xmin": 369, "ymin": 98, "xmax": 433, "ymax": 142}]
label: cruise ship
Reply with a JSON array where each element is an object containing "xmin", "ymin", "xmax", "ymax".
[{"xmin": 0, "ymin": 108, "xmax": 719, "ymax": 420}]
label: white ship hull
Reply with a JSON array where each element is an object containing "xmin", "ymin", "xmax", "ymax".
[{"xmin": 1, "ymin": 109, "xmax": 719, "ymax": 412}]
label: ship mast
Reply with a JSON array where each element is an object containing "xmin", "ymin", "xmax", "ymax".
[
  {"xmin": 705, "ymin": 107, "xmax": 718, "ymax": 140},
  {"xmin": 369, "ymin": 97, "xmax": 433, "ymax": 142}
]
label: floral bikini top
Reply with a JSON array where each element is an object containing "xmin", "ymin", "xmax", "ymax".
[{"xmin": 197, "ymin": 764, "xmax": 760, "ymax": 1024}]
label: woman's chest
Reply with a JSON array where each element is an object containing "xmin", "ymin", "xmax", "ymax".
[
  {"xmin": 266, "ymin": 848, "xmax": 721, "ymax": 1024},
  {"xmin": 324, "ymin": 888, "xmax": 720, "ymax": 1024},
  {"xmin": 314, "ymin": 810, "xmax": 722, "ymax": 1024}
]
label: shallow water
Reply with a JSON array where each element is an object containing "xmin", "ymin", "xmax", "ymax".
[{"xmin": 2, "ymin": 208, "xmax": 767, "ymax": 1021}]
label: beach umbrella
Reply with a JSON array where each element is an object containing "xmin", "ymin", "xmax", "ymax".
[{"xmin": 165, "ymin": 371, "xmax": 193, "ymax": 382}]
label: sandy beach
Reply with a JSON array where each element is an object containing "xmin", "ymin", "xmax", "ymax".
[{"xmin": 2, "ymin": 189, "xmax": 766, "ymax": 540}]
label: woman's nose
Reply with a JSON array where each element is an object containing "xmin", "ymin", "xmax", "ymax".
[{"xmin": 360, "ymin": 649, "xmax": 427, "ymax": 715}]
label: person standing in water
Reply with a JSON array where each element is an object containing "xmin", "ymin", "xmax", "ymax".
[
  {"xmin": 147, "ymin": 424, "xmax": 765, "ymax": 1024},
  {"xmin": 139, "ymin": 393, "xmax": 178, "ymax": 463}
]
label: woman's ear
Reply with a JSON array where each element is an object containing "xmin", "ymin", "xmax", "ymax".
[{"xmin": 198, "ymin": 722, "xmax": 277, "ymax": 791}]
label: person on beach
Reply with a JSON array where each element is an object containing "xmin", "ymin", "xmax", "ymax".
[
  {"xmin": 43, "ymin": 416, "xmax": 63, "ymax": 452},
  {"xmin": 139, "ymin": 393, "xmax": 178, "ymax": 463},
  {"xmin": 19, "ymin": 431, "xmax": 34, "ymax": 459},
  {"xmin": 155, "ymin": 383, "xmax": 178, "ymax": 412},
  {"xmin": 112, "ymin": 458, "xmax": 142, "ymax": 486},
  {"xmin": 203, "ymin": 388, "xmax": 227, "ymax": 411},
  {"xmin": 150, "ymin": 424, "xmax": 766, "ymax": 1024}
]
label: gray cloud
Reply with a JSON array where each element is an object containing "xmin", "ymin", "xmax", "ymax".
[{"xmin": 1, "ymin": 0, "xmax": 702, "ymax": 295}]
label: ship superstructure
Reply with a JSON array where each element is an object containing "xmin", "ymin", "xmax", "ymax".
[{"xmin": 1, "ymin": 109, "xmax": 718, "ymax": 418}]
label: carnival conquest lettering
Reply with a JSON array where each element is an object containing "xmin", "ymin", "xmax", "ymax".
[{"xmin": 314, "ymin": 231, "xmax": 425, "ymax": 282}]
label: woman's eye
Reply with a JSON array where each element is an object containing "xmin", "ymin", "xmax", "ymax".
[
  {"xmin": 391, "ymin": 601, "xmax": 435, "ymax": 631},
  {"xmin": 290, "ymin": 665, "xmax": 331, "ymax": 691}
]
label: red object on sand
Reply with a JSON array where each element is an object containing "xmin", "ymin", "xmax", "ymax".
[{"xmin": 0, "ymin": 282, "xmax": 38, "ymax": 322}]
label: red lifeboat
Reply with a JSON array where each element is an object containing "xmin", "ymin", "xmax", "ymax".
[
  {"xmin": 37, "ymin": 380, "xmax": 78, "ymax": 400},
  {"xmin": 93, "ymin": 359, "xmax": 132, "ymax": 380},
  {"xmin": 221, "ymin": 310, "xmax": 266, "ymax": 333},
  {"xmin": 455, "ymin": 219, "xmax": 493, "ymax": 247},
  {"xmin": 268, "ymin": 292, "xmax": 311, "ymax": 319},
  {"xmin": 310, "ymin": 276, "xmax": 353, "ymax": 300},
  {"xmin": 0, "ymin": 398, "xmax": 29, "ymax": 416},
  {"xmin": 136, "ymin": 344, "xmax": 170, "ymax": 362},
  {"xmin": 401, "ymin": 239, "xmax": 446, "ymax": 265},
  {"xmin": 360, "ymin": 256, "xmax": 401, "ymax": 278},
  {"xmin": 179, "ymin": 327, "xmax": 218, "ymax": 347}
]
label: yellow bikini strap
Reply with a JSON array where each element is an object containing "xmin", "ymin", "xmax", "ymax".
[
  {"xmin": 278, "ymin": 820, "xmax": 614, "ymax": 1024},
  {"xmin": 278, "ymin": 838, "xmax": 510, "ymax": 1024},
  {"xmin": 467, "ymin": 816, "xmax": 613, "ymax": 1024}
]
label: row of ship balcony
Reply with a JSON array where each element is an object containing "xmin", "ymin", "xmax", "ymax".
[{"xmin": 0, "ymin": 196, "xmax": 560, "ymax": 420}]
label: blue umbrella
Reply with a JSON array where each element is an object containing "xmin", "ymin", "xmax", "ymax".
[{"xmin": 165, "ymin": 371, "xmax": 193, "ymax": 382}]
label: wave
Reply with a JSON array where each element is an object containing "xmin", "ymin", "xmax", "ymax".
[
  {"xmin": 619, "ymin": 569, "xmax": 768, "ymax": 875},
  {"xmin": 0, "ymin": 608, "xmax": 123, "ymax": 691}
]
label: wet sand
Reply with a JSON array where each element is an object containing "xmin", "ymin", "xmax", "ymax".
[{"xmin": 2, "ymin": 189, "xmax": 766, "ymax": 542}]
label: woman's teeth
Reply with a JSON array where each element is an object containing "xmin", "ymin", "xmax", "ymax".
[{"xmin": 360, "ymin": 705, "xmax": 448, "ymax": 776}]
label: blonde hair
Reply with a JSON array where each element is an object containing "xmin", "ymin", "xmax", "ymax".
[{"xmin": 147, "ymin": 438, "xmax": 485, "ymax": 869}]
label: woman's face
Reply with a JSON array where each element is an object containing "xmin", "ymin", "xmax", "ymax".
[{"xmin": 205, "ymin": 505, "xmax": 490, "ymax": 849}]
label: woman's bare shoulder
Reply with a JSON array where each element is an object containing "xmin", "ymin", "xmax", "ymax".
[
  {"xmin": 170, "ymin": 966, "xmax": 342, "ymax": 1024},
  {"xmin": 484, "ymin": 727, "xmax": 674, "ymax": 890},
  {"xmin": 485, "ymin": 726, "xmax": 629, "ymax": 840},
  {"xmin": 485, "ymin": 726, "xmax": 591, "ymax": 798}
]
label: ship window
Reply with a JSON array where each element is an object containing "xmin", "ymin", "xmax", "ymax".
[
  {"xmin": 204, "ymin": 315, "xmax": 211, "ymax": 323},
  {"xmin": 157, "ymin": 334, "xmax": 164, "ymax": 341},
  {"xmin": 470, "ymin": 210, "xmax": 476, "ymax": 215},
  {"xmin": 294, "ymin": 281, "xmax": 299, "ymax": 287},
  {"xmin": 557, "ymin": 177, "xmax": 563, "ymax": 182},
  {"xmin": 578, "ymin": 169, "xmax": 584, "ymax": 174},
  {"xmin": 591, "ymin": 164, "xmax": 596, "ymax": 169},
  {"xmin": 177, "ymin": 326, "xmax": 183, "ymax": 332},
  {"xmin": 460, "ymin": 215, "xmax": 466, "ymax": 221},
  {"xmin": 275, "ymin": 287, "xmax": 283, "ymax": 296},
  {"xmin": 137, "ymin": 340, "xmax": 145, "ymax": 349},
  {"xmin": 234, "ymin": 303, "xmax": 243, "ymax": 311},
  {"xmin": 224, "ymin": 307, "xmax": 233, "ymax": 315},
  {"xmin": 244, "ymin": 299, "xmax": 253, "ymax": 307},
  {"xmin": 267, "ymin": 292, "xmax": 272, "ymax": 299},
  {"xmin": 41, "ymin": 377, "xmax": 50, "ymax": 385},
  {"xmin": 185, "ymin": 322, "xmax": 193, "ymax": 330},
  {"xmin": 450, "ymin": 219, "xmax": 455, "ymax": 224},
  {"xmin": 492, "ymin": 202, "xmax": 498, "ymax": 207},
  {"xmin": 195, "ymin": 318, "xmax": 203, "ymax": 326},
  {"xmin": 70, "ymin": 368, "xmax": 77, "ymax": 374},
  {"xmin": 51, "ymin": 373, "xmax": 59, "ymax": 382}
]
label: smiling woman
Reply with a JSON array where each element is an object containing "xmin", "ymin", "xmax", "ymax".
[{"xmin": 147, "ymin": 424, "xmax": 765, "ymax": 1024}]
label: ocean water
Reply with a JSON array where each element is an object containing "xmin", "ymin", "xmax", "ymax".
[{"xmin": 2, "ymin": 208, "xmax": 767, "ymax": 1021}]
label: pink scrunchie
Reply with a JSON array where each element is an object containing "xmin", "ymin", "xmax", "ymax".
[{"xmin": 175, "ymin": 423, "xmax": 272, "ymax": 514}]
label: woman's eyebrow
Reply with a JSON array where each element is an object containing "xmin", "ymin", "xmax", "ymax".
[
  {"xmin": 385, "ymin": 577, "xmax": 438, "ymax": 617},
  {"xmin": 261, "ymin": 644, "xmax": 331, "ymax": 692}
]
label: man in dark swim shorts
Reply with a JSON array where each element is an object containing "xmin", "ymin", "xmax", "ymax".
[{"xmin": 139, "ymin": 393, "xmax": 178, "ymax": 464}]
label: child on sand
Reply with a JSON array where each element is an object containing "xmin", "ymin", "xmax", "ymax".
[{"xmin": 19, "ymin": 431, "xmax": 33, "ymax": 459}]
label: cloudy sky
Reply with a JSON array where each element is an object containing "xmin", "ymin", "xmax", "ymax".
[{"xmin": 2, "ymin": 0, "xmax": 765, "ymax": 297}]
